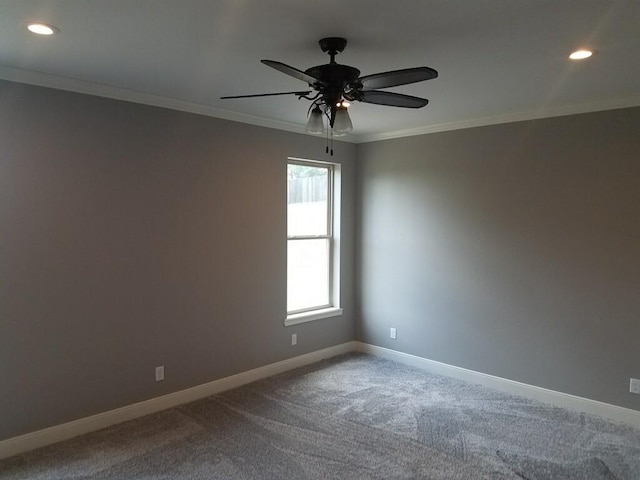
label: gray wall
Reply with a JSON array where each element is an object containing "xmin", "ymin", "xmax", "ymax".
[
  {"xmin": 356, "ymin": 107, "xmax": 640, "ymax": 410},
  {"xmin": 0, "ymin": 81, "xmax": 357, "ymax": 440},
  {"xmin": 2, "ymin": 78, "xmax": 638, "ymax": 442}
]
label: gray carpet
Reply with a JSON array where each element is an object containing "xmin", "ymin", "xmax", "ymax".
[{"xmin": 1, "ymin": 353, "xmax": 639, "ymax": 479}]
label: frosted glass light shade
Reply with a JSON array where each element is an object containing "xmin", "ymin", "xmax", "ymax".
[
  {"xmin": 306, "ymin": 106, "xmax": 325, "ymax": 134},
  {"xmin": 333, "ymin": 106, "xmax": 353, "ymax": 136}
]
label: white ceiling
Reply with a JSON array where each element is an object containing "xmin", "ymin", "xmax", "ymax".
[{"xmin": 1, "ymin": 0, "xmax": 639, "ymax": 142}]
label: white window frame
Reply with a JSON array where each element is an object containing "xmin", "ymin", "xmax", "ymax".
[{"xmin": 285, "ymin": 158, "xmax": 342, "ymax": 326}]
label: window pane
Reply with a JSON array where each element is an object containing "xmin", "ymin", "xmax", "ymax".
[
  {"xmin": 287, "ymin": 164, "xmax": 328, "ymax": 236},
  {"xmin": 287, "ymin": 238, "xmax": 329, "ymax": 312}
]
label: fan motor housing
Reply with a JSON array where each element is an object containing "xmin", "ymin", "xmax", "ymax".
[{"xmin": 305, "ymin": 64, "xmax": 360, "ymax": 90}]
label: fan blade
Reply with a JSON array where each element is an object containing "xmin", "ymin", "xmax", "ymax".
[
  {"xmin": 359, "ymin": 90, "xmax": 429, "ymax": 108},
  {"xmin": 261, "ymin": 60, "xmax": 326, "ymax": 88},
  {"xmin": 221, "ymin": 90, "xmax": 312, "ymax": 99},
  {"xmin": 358, "ymin": 67, "xmax": 438, "ymax": 90}
]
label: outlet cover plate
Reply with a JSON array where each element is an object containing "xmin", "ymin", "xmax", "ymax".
[
  {"xmin": 631, "ymin": 378, "xmax": 640, "ymax": 394},
  {"xmin": 390, "ymin": 327, "xmax": 397, "ymax": 339},
  {"xmin": 155, "ymin": 365, "xmax": 164, "ymax": 382}
]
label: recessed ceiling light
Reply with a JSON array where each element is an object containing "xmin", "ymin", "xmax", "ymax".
[
  {"xmin": 27, "ymin": 23, "xmax": 59, "ymax": 35},
  {"xmin": 569, "ymin": 49, "xmax": 593, "ymax": 60}
]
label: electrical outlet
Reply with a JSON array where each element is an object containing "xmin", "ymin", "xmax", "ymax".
[
  {"xmin": 291, "ymin": 333, "xmax": 297, "ymax": 346},
  {"xmin": 630, "ymin": 378, "xmax": 640, "ymax": 394},
  {"xmin": 155, "ymin": 365, "xmax": 164, "ymax": 382},
  {"xmin": 390, "ymin": 327, "xmax": 397, "ymax": 339}
]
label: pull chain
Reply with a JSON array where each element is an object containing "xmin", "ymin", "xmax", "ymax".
[
  {"xmin": 325, "ymin": 123, "xmax": 329, "ymax": 154},
  {"xmin": 330, "ymin": 128, "xmax": 334, "ymax": 156}
]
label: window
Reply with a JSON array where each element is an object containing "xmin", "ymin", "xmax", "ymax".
[{"xmin": 286, "ymin": 159, "xmax": 342, "ymax": 325}]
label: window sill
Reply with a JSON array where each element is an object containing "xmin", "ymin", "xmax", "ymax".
[{"xmin": 285, "ymin": 307, "xmax": 343, "ymax": 326}]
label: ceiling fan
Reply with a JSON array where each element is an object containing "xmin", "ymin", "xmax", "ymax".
[{"xmin": 221, "ymin": 37, "xmax": 438, "ymax": 140}]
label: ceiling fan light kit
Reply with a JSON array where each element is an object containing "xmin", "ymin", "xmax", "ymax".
[{"xmin": 221, "ymin": 37, "xmax": 438, "ymax": 153}]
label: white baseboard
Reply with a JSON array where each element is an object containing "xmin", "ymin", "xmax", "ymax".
[
  {"xmin": 3, "ymin": 340, "xmax": 638, "ymax": 461},
  {"xmin": 355, "ymin": 342, "xmax": 640, "ymax": 428},
  {"xmin": 0, "ymin": 341, "xmax": 357, "ymax": 461}
]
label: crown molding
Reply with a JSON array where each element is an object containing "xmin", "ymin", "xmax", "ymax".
[
  {"xmin": 2, "ymin": 65, "xmax": 638, "ymax": 145},
  {"xmin": 354, "ymin": 95, "xmax": 640, "ymax": 143},
  {"xmin": 0, "ymin": 65, "xmax": 357, "ymax": 141}
]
